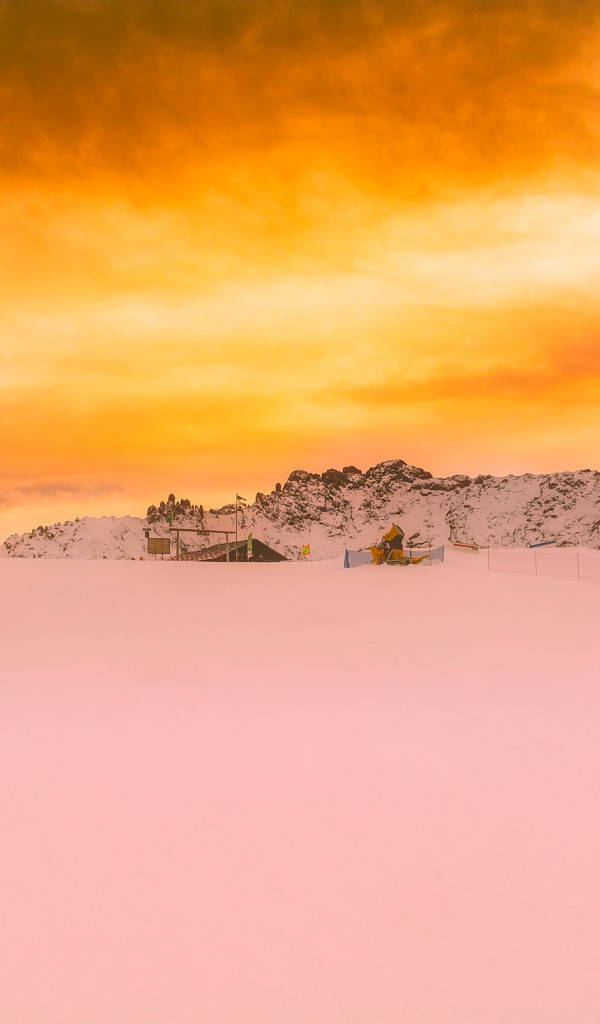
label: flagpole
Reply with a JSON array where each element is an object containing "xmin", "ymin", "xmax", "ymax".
[{"xmin": 234, "ymin": 494, "xmax": 246, "ymax": 562}]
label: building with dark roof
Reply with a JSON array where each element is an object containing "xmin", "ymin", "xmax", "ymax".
[{"xmin": 179, "ymin": 538, "xmax": 288, "ymax": 563}]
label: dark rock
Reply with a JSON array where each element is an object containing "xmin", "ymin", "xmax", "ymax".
[
  {"xmin": 321, "ymin": 468, "xmax": 346, "ymax": 486},
  {"xmin": 284, "ymin": 470, "xmax": 321, "ymax": 490}
]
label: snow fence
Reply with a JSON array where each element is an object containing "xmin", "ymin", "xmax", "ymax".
[
  {"xmin": 344, "ymin": 545, "xmax": 445, "ymax": 568},
  {"xmin": 344, "ymin": 549, "xmax": 373, "ymax": 568},
  {"xmin": 488, "ymin": 547, "xmax": 600, "ymax": 581}
]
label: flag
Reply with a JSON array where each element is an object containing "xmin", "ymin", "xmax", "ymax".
[
  {"xmin": 301, "ymin": 543, "xmax": 311, "ymax": 557},
  {"xmin": 236, "ymin": 493, "xmax": 247, "ymax": 507}
]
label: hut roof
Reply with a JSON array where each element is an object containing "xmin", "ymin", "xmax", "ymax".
[{"xmin": 179, "ymin": 538, "xmax": 288, "ymax": 562}]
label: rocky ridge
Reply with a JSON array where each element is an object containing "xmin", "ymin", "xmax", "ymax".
[{"xmin": 2, "ymin": 459, "xmax": 600, "ymax": 559}]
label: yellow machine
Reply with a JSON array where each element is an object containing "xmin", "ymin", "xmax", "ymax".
[{"xmin": 370, "ymin": 524, "xmax": 430, "ymax": 566}]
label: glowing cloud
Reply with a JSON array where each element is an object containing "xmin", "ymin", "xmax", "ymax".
[{"xmin": 2, "ymin": 0, "xmax": 600, "ymax": 534}]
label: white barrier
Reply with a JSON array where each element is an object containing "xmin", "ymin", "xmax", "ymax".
[
  {"xmin": 488, "ymin": 547, "xmax": 600, "ymax": 582},
  {"xmin": 344, "ymin": 545, "xmax": 445, "ymax": 568},
  {"xmin": 579, "ymin": 553, "xmax": 600, "ymax": 583},
  {"xmin": 344, "ymin": 549, "xmax": 374, "ymax": 568},
  {"xmin": 488, "ymin": 549, "xmax": 536, "ymax": 574},
  {"xmin": 535, "ymin": 549, "xmax": 578, "ymax": 578}
]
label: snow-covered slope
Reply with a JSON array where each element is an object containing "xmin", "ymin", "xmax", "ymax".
[
  {"xmin": 2, "ymin": 459, "xmax": 600, "ymax": 559},
  {"xmin": 2, "ymin": 553, "xmax": 600, "ymax": 1023},
  {"xmin": 0, "ymin": 515, "xmax": 145, "ymax": 560}
]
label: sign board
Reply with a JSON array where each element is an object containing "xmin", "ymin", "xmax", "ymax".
[{"xmin": 148, "ymin": 537, "xmax": 171, "ymax": 555}]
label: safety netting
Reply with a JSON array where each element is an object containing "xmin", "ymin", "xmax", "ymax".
[
  {"xmin": 407, "ymin": 545, "xmax": 445, "ymax": 563},
  {"xmin": 578, "ymin": 552, "xmax": 600, "ymax": 582},
  {"xmin": 344, "ymin": 545, "xmax": 445, "ymax": 567},
  {"xmin": 488, "ymin": 549, "xmax": 536, "ymax": 574},
  {"xmin": 344, "ymin": 549, "xmax": 373, "ymax": 568},
  {"xmin": 535, "ymin": 549, "xmax": 578, "ymax": 577},
  {"xmin": 488, "ymin": 547, "xmax": 600, "ymax": 581}
]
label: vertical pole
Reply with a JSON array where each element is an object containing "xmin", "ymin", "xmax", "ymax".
[
  {"xmin": 226, "ymin": 533, "xmax": 230, "ymax": 562},
  {"xmin": 176, "ymin": 530, "xmax": 180, "ymax": 561}
]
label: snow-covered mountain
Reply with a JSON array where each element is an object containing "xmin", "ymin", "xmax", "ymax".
[{"xmin": 2, "ymin": 459, "xmax": 600, "ymax": 560}]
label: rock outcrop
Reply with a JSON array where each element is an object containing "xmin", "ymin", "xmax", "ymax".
[{"xmin": 2, "ymin": 460, "xmax": 600, "ymax": 559}]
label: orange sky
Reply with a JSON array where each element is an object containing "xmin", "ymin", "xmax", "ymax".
[{"xmin": 2, "ymin": 0, "xmax": 600, "ymax": 537}]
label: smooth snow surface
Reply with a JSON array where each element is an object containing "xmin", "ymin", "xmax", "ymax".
[{"xmin": 1, "ymin": 550, "xmax": 599, "ymax": 1024}]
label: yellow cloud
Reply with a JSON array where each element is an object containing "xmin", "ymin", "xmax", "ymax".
[{"xmin": 3, "ymin": 1, "xmax": 600, "ymax": 532}]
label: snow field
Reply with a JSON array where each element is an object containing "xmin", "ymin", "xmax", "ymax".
[{"xmin": 1, "ymin": 548, "xmax": 599, "ymax": 1023}]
